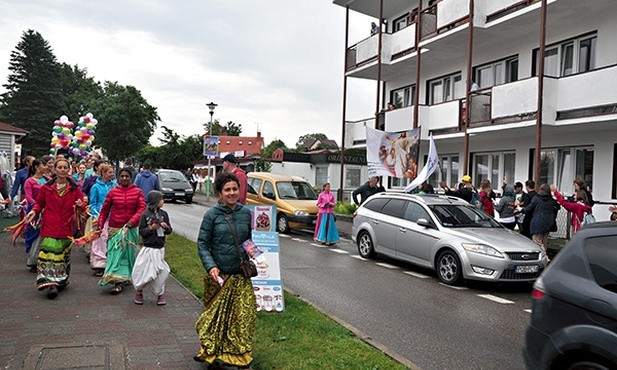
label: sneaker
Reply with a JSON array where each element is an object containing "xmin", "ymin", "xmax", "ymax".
[
  {"xmin": 157, "ymin": 295, "xmax": 167, "ymax": 306},
  {"xmin": 47, "ymin": 286, "xmax": 58, "ymax": 299},
  {"xmin": 134, "ymin": 291, "xmax": 144, "ymax": 305}
]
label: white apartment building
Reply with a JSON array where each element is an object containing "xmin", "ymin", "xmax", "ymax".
[{"xmin": 333, "ymin": 0, "xmax": 617, "ymax": 220}]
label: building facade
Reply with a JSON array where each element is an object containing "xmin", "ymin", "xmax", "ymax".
[{"xmin": 334, "ymin": 0, "xmax": 617, "ymax": 220}]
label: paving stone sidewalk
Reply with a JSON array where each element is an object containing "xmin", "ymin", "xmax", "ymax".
[{"xmin": 0, "ymin": 232, "xmax": 207, "ymax": 369}]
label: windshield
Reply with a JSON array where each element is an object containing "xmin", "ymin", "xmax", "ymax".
[
  {"xmin": 429, "ymin": 204, "xmax": 502, "ymax": 228},
  {"xmin": 276, "ymin": 181, "xmax": 317, "ymax": 200},
  {"xmin": 159, "ymin": 171, "xmax": 188, "ymax": 183}
]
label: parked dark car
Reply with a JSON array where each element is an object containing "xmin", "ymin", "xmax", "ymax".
[
  {"xmin": 524, "ymin": 222, "xmax": 617, "ymax": 370},
  {"xmin": 156, "ymin": 169, "xmax": 194, "ymax": 204}
]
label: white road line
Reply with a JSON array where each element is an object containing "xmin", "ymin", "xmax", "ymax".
[
  {"xmin": 291, "ymin": 238, "xmax": 308, "ymax": 243},
  {"xmin": 439, "ymin": 283, "xmax": 468, "ymax": 290},
  {"xmin": 524, "ymin": 309, "xmax": 532, "ymax": 313},
  {"xmin": 329, "ymin": 248, "xmax": 349, "ymax": 254},
  {"xmin": 375, "ymin": 262, "xmax": 399, "ymax": 269},
  {"xmin": 477, "ymin": 294, "xmax": 515, "ymax": 304},
  {"xmin": 278, "ymin": 234, "xmax": 291, "ymax": 238},
  {"xmin": 350, "ymin": 255, "xmax": 369, "ymax": 261},
  {"xmin": 403, "ymin": 271, "xmax": 431, "ymax": 279},
  {"xmin": 310, "ymin": 243, "xmax": 329, "ymax": 248}
]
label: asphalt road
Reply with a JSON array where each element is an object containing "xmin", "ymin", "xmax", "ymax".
[{"xmin": 165, "ymin": 202, "xmax": 532, "ymax": 370}]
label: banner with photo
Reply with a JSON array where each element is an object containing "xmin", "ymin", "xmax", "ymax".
[{"xmin": 366, "ymin": 126, "xmax": 421, "ymax": 178}]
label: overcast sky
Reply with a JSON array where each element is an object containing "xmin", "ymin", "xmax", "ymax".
[{"xmin": 0, "ymin": 0, "xmax": 376, "ymax": 148}]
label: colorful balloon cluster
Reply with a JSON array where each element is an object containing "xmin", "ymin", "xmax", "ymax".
[
  {"xmin": 71, "ymin": 113, "xmax": 98, "ymax": 157},
  {"xmin": 49, "ymin": 115, "xmax": 75, "ymax": 155},
  {"xmin": 48, "ymin": 113, "xmax": 98, "ymax": 158}
]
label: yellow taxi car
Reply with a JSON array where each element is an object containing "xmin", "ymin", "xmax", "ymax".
[{"xmin": 246, "ymin": 172, "xmax": 319, "ymax": 233}]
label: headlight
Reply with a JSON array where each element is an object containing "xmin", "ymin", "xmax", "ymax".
[
  {"xmin": 294, "ymin": 210, "xmax": 308, "ymax": 216},
  {"xmin": 161, "ymin": 187, "xmax": 172, "ymax": 192},
  {"xmin": 462, "ymin": 243, "xmax": 504, "ymax": 258},
  {"xmin": 185, "ymin": 188, "xmax": 193, "ymax": 192}
]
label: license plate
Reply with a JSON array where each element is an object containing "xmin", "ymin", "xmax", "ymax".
[
  {"xmin": 515, "ymin": 265, "xmax": 538, "ymax": 273},
  {"xmin": 174, "ymin": 192, "xmax": 185, "ymax": 196}
]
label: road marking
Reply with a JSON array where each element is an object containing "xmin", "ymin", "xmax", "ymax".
[
  {"xmin": 350, "ymin": 255, "xmax": 369, "ymax": 261},
  {"xmin": 279, "ymin": 234, "xmax": 290, "ymax": 238},
  {"xmin": 310, "ymin": 243, "xmax": 329, "ymax": 248},
  {"xmin": 477, "ymin": 294, "xmax": 514, "ymax": 304},
  {"xmin": 291, "ymin": 238, "xmax": 307, "ymax": 243},
  {"xmin": 524, "ymin": 309, "xmax": 532, "ymax": 313},
  {"xmin": 439, "ymin": 283, "xmax": 468, "ymax": 290},
  {"xmin": 403, "ymin": 271, "xmax": 431, "ymax": 279},
  {"xmin": 375, "ymin": 262, "xmax": 398, "ymax": 269},
  {"xmin": 330, "ymin": 249, "xmax": 348, "ymax": 254}
]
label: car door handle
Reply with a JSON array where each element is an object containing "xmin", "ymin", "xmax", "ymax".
[
  {"xmin": 372, "ymin": 220, "xmax": 379, "ymax": 225},
  {"xmin": 399, "ymin": 228, "xmax": 406, "ymax": 233},
  {"xmin": 586, "ymin": 299, "xmax": 617, "ymax": 319}
]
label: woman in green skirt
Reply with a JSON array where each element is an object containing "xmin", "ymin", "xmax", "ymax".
[
  {"xmin": 25, "ymin": 158, "xmax": 86, "ymax": 299},
  {"xmin": 194, "ymin": 172, "xmax": 256, "ymax": 369}
]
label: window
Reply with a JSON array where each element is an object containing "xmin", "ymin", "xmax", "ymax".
[
  {"xmin": 248, "ymin": 178, "xmax": 262, "ymax": 194},
  {"xmin": 315, "ymin": 166, "xmax": 328, "ymax": 190},
  {"xmin": 429, "ymin": 155, "xmax": 460, "ymax": 189},
  {"xmin": 403, "ymin": 201, "xmax": 431, "ymax": 223},
  {"xmin": 381, "ymin": 199, "xmax": 406, "ymax": 218},
  {"xmin": 364, "ymin": 198, "xmax": 388, "ymax": 212},
  {"xmin": 533, "ymin": 33, "xmax": 597, "ymax": 77},
  {"xmin": 248, "ymin": 141, "xmax": 253, "ymax": 145},
  {"xmin": 345, "ymin": 167, "xmax": 361, "ymax": 188},
  {"xmin": 531, "ymin": 146, "xmax": 594, "ymax": 194},
  {"xmin": 472, "ymin": 152, "xmax": 516, "ymax": 191},
  {"xmin": 585, "ymin": 235, "xmax": 617, "ymax": 294},
  {"xmin": 428, "ymin": 73, "xmax": 463, "ymax": 104},
  {"xmin": 263, "ymin": 181, "xmax": 275, "ymax": 199},
  {"xmin": 390, "ymin": 85, "xmax": 416, "ymax": 108},
  {"xmin": 473, "ymin": 56, "xmax": 518, "ymax": 89}
]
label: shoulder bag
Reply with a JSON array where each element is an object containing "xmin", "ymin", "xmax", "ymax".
[{"xmin": 224, "ymin": 216, "xmax": 258, "ymax": 278}]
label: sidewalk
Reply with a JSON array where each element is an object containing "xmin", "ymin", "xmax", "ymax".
[{"xmin": 0, "ymin": 224, "xmax": 207, "ymax": 369}]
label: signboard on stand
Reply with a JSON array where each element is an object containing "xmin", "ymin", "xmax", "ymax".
[
  {"xmin": 247, "ymin": 205, "xmax": 284, "ymax": 312},
  {"xmin": 203, "ymin": 135, "xmax": 219, "ymax": 157}
]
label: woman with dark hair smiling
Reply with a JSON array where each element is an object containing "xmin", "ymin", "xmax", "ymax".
[
  {"xmin": 97, "ymin": 168, "xmax": 146, "ymax": 295},
  {"xmin": 194, "ymin": 172, "xmax": 255, "ymax": 370},
  {"xmin": 24, "ymin": 158, "xmax": 87, "ymax": 299}
]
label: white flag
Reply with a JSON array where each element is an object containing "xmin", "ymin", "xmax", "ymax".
[{"xmin": 404, "ymin": 134, "xmax": 439, "ymax": 192}]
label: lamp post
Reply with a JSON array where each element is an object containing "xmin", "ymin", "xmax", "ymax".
[{"xmin": 206, "ymin": 101, "xmax": 217, "ymax": 201}]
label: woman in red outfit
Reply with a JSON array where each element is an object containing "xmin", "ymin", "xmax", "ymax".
[
  {"xmin": 550, "ymin": 184, "xmax": 592, "ymax": 235},
  {"xmin": 479, "ymin": 179, "xmax": 495, "ymax": 217},
  {"xmin": 97, "ymin": 168, "xmax": 146, "ymax": 294},
  {"xmin": 24, "ymin": 158, "xmax": 86, "ymax": 299}
]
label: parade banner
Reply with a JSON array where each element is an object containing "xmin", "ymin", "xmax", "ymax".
[
  {"xmin": 247, "ymin": 205, "xmax": 284, "ymax": 312},
  {"xmin": 366, "ymin": 126, "xmax": 421, "ymax": 179},
  {"xmin": 405, "ymin": 133, "xmax": 439, "ymax": 192}
]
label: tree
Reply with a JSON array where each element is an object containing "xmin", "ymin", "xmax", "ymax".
[
  {"xmin": 295, "ymin": 133, "xmax": 329, "ymax": 152},
  {"xmin": 261, "ymin": 139, "xmax": 288, "ymax": 158},
  {"xmin": 94, "ymin": 81, "xmax": 159, "ymax": 162},
  {"xmin": 203, "ymin": 120, "xmax": 243, "ymax": 136},
  {"xmin": 222, "ymin": 121, "xmax": 242, "ymax": 136},
  {"xmin": 58, "ymin": 63, "xmax": 103, "ymax": 121},
  {"xmin": 0, "ymin": 30, "xmax": 65, "ymax": 155}
]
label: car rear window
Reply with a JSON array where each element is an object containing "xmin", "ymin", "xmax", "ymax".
[
  {"xmin": 381, "ymin": 199, "xmax": 406, "ymax": 218},
  {"xmin": 363, "ymin": 198, "xmax": 389, "ymax": 212},
  {"xmin": 159, "ymin": 171, "xmax": 188, "ymax": 183},
  {"xmin": 585, "ymin": 235, "xmax": 617, "ymax": 293}
]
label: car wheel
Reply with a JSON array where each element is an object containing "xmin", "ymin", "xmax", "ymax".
[
  {"xmin": 185, "ymin": 196, "xmax": 193, "ymax": 204},
  {"xmin": 277, "ymin": 214, "xmax": 290, "ymax": 233},
  {"xmin": 567, "ymin": 359, "xmax": 615, "ymax": 370},
  {"xmin": 357, "ymin": 231, "xmax": 375, "ymax": 259},
  {"xmin": 437, "ymin": 250, "xmax": 463, "ymax": 285}
]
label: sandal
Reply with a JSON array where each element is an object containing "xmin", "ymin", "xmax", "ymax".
[{"xmin": 111, "ymin": 285, "xmax": 122, "ymax": 295}]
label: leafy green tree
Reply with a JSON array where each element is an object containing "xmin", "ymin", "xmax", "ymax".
[
  {"xmin": 0, "ymin": 30, "xmax": 65, "ymax": 155},
  {"xmin": 261, "ymin": 139, "xmax": 288, "ymax": 158},
  {"xmin": 295, "ymin": 133, "xmax": 329, "ymax": 152},
  {"xmin": 58, "ymin": 63, "xmax": 103, "ymax": 121},
  {"xmin": 203, "ymin": 119, "xmax": 222, "ymax": 136},
  {"xmin": 94, "ymin": 81, "xmax": 159, "ymax": 162},
  {"xmin": 222, "ymin": 121, "xmax": 242, "ymax": 136},
  {"xmin": 203, "ymin": 119, "xmax": 243, "ymax": 137}
]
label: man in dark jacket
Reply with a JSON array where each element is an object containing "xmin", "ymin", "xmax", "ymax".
[
  {"xmin": 440, "ymin": 175, "xmax": 474, "ymax": 203},
  {"xmin": 520, "ymin": 180, "xmax": 537, "ymax": 239},
  {"xmin": 352, "ymin": 176, "xmax": 385, "ymax": 205}
]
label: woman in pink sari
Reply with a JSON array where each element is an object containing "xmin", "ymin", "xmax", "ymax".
[{"xmin": 313, "ymin": 183, "xmax": 339, "ymax": 246}]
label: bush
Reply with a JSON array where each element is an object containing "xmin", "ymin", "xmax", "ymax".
[{"xmin": 334, "ymin": 201, "xmax": 357, "ymax": 215}]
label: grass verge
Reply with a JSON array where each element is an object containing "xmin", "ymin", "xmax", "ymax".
[{"xmin": 165, "ymin": 232, "xmax": 408, "ymax": 370}]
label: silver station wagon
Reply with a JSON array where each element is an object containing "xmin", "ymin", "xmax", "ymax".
[{"xmin": 351, "ymin": 193, "xmax": 548, "ymax": 285}]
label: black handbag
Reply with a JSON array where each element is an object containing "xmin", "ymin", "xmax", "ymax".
[{"xmin": 225, "ymin": 216, "xmax": 258, "ymax": 278}]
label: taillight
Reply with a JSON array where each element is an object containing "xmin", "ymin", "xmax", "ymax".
[{"xmin": 531, "ymin": 287, "xmax": 545, "ymax": 299}]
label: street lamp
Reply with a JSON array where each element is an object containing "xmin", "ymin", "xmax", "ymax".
[{"xmin": 206, "ymin": 102, "xmax": 217, "ymax": 201}]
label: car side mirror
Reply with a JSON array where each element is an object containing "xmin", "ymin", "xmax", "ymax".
[{"xmin": 416, "ymin": 218, "xmax": 431, "ymax": 228}]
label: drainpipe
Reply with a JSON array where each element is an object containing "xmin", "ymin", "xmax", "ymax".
[
  {"xmin": 464, "ymin": 0, "xmax": 475, "ymax": 176},
  {"xmin": 534, "ymin": 0, "xmax": 548, "ymax": 188},
  {"xmin": 413, "ymin": 0, "xmax": 422, "ymax": 129},
  {"xmin": 375, "ymin": 0, "xmax": 384, "ymax": 126},
  {"xmin": 338, "ymin": 6, "xmax": 350, "ymax": 202}
]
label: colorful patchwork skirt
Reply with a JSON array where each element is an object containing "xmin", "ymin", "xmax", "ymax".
[
  {"xmin": 194, "ymin": 274, "xmax": 256, "ymax": 367},
  {"xmin": 36, "ymin": 237, "xmax": 72, "ymax": 290}
]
